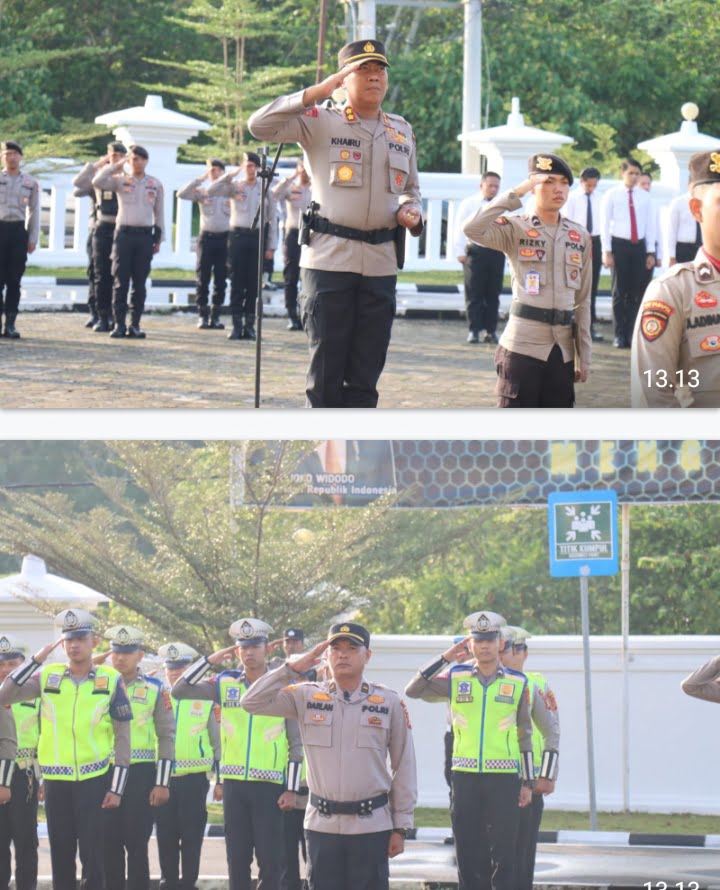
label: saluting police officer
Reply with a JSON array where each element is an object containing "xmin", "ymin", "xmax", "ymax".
[
  {"xmin": 96, "ymin": 626, "xmax": 174, "ymax": 890},
  {"xmin": 0, "ymin": 635, "xmax": 40, "ymax": 890},
  {"xmin": 206, "ymin": 152, "xmax": 277, "ymax": 341},
  {"xmin": 405, "ymin": 611, "xmax": 537, "ymax": 890},
  {"xmin": 499, "ymin": 626, "xmax": 560, "ymax": 890},
  {"xmin": 0, "ymin": 141, "xmax": 40, "ymax": 339},
  {"xmin": 173, "ymin": 618, "xmax": 302, "ymax": 890},
  {"xmin": 178, "ymin": 159, "xmax": 231, "ymax": 331},
  {"xmin": 242, "ymin": 621, "xmax": 417, "ymax": 890},
  {"xmin": 0, "ymin": 697, "xmax": 15, "ymax": 806},
  {"xmin": 272, "ymin": 160, "xmax": 313, "ymax": 330},
  {"xmin": 72, "ymin": 142, "xmax": 128, "ymax": 332},
  {"xmin": 92, "ymin": 144, "xmax": 164, "ymax": 339},
  {"xmin": 631, "ymin": 149, "xmax": 720, "ymax": 408},
  {"xmin": 155, "ymin": 643, "xmax": 221, "ymax": 890},
  {"xmin": 0, "ymin": 609, "xmax": 133, "ymax": 890},
  {"xmin": 464, "ymin": 154, "xmax": 592, "ymax": 408},
  {"xmin": 249, "ymin": 40, "xmax": 424, "ymax": 408}
]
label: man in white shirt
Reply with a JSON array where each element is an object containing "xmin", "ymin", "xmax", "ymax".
[
  {"xmin": 601, "ymin": 159, "xmax": 657, "ymax": 348},
  {"xmin": 454, "ymin": 172, "xmax": 506, "ymax": 344},
  {"xmin": 668, "ymin": 180, "xmax": 702, "ymax": 265},
  {"xmin": 638, "ymin": 172, "xmax": 663, "ymax": 296},
  {"xmin": 563, "ymin": 166, "xmax": 603, "ymax": 342}
]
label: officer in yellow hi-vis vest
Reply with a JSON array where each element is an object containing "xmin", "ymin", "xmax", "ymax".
[
  {"xmin": 172, "ymin": 618, "xmax": 303, "ymax": 890},
  {"xmin": 405, "ymin": 610, "xmax": 536, "ymax": 890},
  {"xmin": 0, "ymin": 635, "xmax": 40, "ymax": 890},
  {"xmin": 156, "ymin": 642, "xmax": 221, "ymax": 890},
  {"xmin": 0, "ymin": 609, "xmax": 133, "ymax": 890},
  {"xmin": 500, "ymin": 626, "xmax": 560, "ymax": 890},
  {"xmin": 95, "ymin": 626, "xmax": 175, "ymax": 890}
]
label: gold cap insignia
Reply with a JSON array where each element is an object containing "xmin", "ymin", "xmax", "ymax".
[
  {"xmin": 709, "ymin": 152, "xmax": 720, "ymax": 173},
  {"xmin": 340, "ymin": 625, "xmax": 350, "ymax": 632},
  {"xmin": 364, "ymin": 42, "xmax": 375, "ymax": 53},
  {"xmin": 536, "ymin": 157, "xmax": 553, "ymax": 171}
]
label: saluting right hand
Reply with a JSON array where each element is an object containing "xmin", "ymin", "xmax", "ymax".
[
  {"xmin": 92, "ymin": 650, "xmax": 111, "ymax": 665},
  {"xmin": 32, "ymin": 638, "xmax": 63, "ymax": 665},
  {"xmin": 287, "ymin": 640, "xmax": 329, "ymax": 675},
  {"xmin": 207, "ymin": 645, "xmax": 238, "ymax": 667},
  {"xmin": 266, "ymin": 638, "xmax": 284, "ymax": 654},
  {"xmin": 441, "ymin": 636, "xmax": 471, "ymax": 663},
  {"xmin": 304, "ymin": 60, "xmax": 364, "ymax": 106}
]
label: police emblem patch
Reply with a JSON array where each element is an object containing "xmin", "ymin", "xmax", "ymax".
[
  {"xmin": 167, "ymin": 644, "xmax": 179, "ymax": 659},
  {"xmin": 526, "ymin": 228, "xmax": 540, "ymax": 238},
  {"xmin": 65, "ymin": 610, "xmax": 78, "ymax": 629},
  {"xmin": 132, "ymin": 686, "xmax": 148, "ymax": 702},
  {"xmin": 568, "ymin": 231, "xmax": 581, "ymax": 243},
  {"xmin": 368, "ymin": 715, "xmax": 383, "ymax": 726},
  {"xmin": 456, "ymin": 679, "xmax": 473, "ymax": 703},
  {"xmin": 46, "ymin": 673, "xmax": 62, "ymax": 689},
  {"xmin": 499, "ymin": 683, "xmax": 514, "ymax": 698},
  {"xmin": 313, "ymin": 692, "xmax": 332, "ymax": 702},
  {"xmin": 94, "ymin": 676, "xmax": 109, "ymax": 692},
  {"xmin": 520, "ymin": 248, "xmax": 536, "ymax": 258},
  {"xmin": 0, "ymin": 637, "xmax": 9, "ymax": 653},
  {"xmin": 368, "ymin": 695, "xmax": 385, "ymax": 704},
  {"xmin": 340, "ymin": 150, "xmax": 350, "ymax": 160},
  {"xmin": 311, "ymin": 713, "xmax": 325, "ymax": 723},
  {"xmin": 695, "ymin": 291, "xmax": 718, "ymax": 309},
  {"xmin": 536, "ymin": 157, "xmax": 553, "ymax": 171},
  {"xmin": 700, "ymin": 334, "xmax": 720, "ymax": 351},
  {"xmin": 225, "ymin": 686, "xmax": 240, "ymax": 701},
  {"xmin": 364, "ymin": 41, "xmax": 375, "ymax": 52},
  {"xmin": 640, "ymin": 300, "xmax": 674, "ymax": 341}
]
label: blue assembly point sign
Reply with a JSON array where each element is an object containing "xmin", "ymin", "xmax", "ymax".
[{"xmin": 548, "ymin": 490, "xmax": 619, "ymax": 577}]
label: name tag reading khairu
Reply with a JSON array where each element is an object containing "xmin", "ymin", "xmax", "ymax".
[{"xmin": 525, "ymin": 271, "xmax": 540, "ymax": 296}]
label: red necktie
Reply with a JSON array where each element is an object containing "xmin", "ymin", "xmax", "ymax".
[{"xmin": 628, "ymin": 190, "xmax": 638, "ymax": 243}]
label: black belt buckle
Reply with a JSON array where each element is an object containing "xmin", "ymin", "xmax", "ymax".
[
  {"xmin": 357, "ymin": 798, "xmax": 374, "ymax": 817},
  {"xmin": 365, "ymin": 229, "xmax": 380, "ymax": 245}
]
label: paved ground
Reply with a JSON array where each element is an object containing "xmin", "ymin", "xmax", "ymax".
[{"xmin": 1, "ymin": 313, "xmax": 630, "ymax": 409}]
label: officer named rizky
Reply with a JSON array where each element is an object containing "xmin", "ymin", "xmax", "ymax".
[
  {"xmin": 154, "ymin": 643, "xmax": 221, "ymax": 890},
  {"xmin": 0, "ymin": 635, "xmax": 40, "ymax": 890},
  {"xmin": 0, "ymin": 609, "xmax": 133, "ymax": 890},
  {"xmin": 631, "ymin": 149, "xmax": 720, "ymax": 408},
  {"xmin": 95, "ymin": 626, "xmax": 174, "ymax": 890},
  {"xmin": 405, "ymin": 611, "xmax": 535, "ymax": 890},
  {"xmin": 464, "ymin": 154, "xmax": 592, "ymax": 408},
  {"xmin": 241, "ymin": 622, "xmax": 417, "ymax": 890},
  {"xmin": 499, "ymin": 626, "xmax": 560, "ymax": 890},
  {"xmin": 172, "ymin": 618, "xmax": 302, "ymax": 890}
]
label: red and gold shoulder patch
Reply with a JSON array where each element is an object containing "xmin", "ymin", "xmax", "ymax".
[
  {"xmin": 161, "ymin": 690, "xmax": 172, "ymax": 711},
  {"xmin": 344, "ymin": 106, "xmax": 357, "ymax": 122},
  {"xmin": 526, "ymin": 228, "xmax": 540, "ymax": 238},
  {"xmin": 400, "ymin": 699, "xmax": 412, "ymax": 729},
  {"xmin": 496, "ymin": 216, "xmax": 510, "ymax": 226},
  {"xmin": 282, "ymin": 684, "xmax": 298, "ymax": 692},
  {"xmin": 700, "ymin": 334, "xmax": 720, "ymax": 351},
  {"xmin": 539, "ymin": 688, "xmax": 558, "ymax": 711},
  {"xmin": 304, "ymin": 107, "xmax": 319, "ymax": 117},
  {"xmin": 568, "ymin": 230, "xmax": 581, "ymax": 243},
  {"xmin": 212, "ymin": 703, "xmax": 222, "ymax": 723},
  {"xmin": 640, "ymin": 300, "xmax": 674, "ymax": 342},
  {"xmin": 695, "ymin": 291, "xmax": 718, "ymax": 309}
]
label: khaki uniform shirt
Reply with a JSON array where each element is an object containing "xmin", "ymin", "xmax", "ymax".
[
  {"xmin": 177, "ymin": 178, "xmax": 231, "ymax": 234},
  {"xmin": 206, "ymin": 175, "xmax": 278, "ymax": 249},
  {"xmin": 73, "ymin": 162, "xmax": 118, "ymax": 224},
  {"xmin": 0, "ymin": 704, "xmax": 16, "ymax": 765},
  {"xmin": 631, "ymin": 250, "xmax": 720, "ymax": 408},
  {"xmin": 0, "ymin": 170, "xmax": 40, "ymax": 245},
  {"xmin": 681, "ymin": 655, "xmax": 720, "ymax": 704},
  {"xmin": 249, "ymin": 92, "xmax": 422, "ymax": 277},
  {"xmin": 92, "ymin": 167, "xmax": 165, "ymax": 240},
  {"xmin": 463, "ymin": 190, "xmax": 592, "ymax": 369},
  {"xmin": 272, "ymin": 177, "xmax": 312, "ymax": 230},
  {"xmin": 241, "ymin": 663, "xmax": 417, "ymax": 835}
]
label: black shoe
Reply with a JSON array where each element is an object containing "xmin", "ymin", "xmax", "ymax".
[
  {"xmin": 208, "ymin": 309, "xmax": 225, "ymax": 330},
  {"xmin": 110, "ymin": 324, "xmax": 127, "ymax": 339},
  {"xmin": 242, "ymin": 324, "xmax": 256, "ymax": 341},
  {"xmin": 591, "ymin": 327, "xmax": 604, "ymax": 342},
  {"xmin": 467, "ymin": 331, "xmax": 479, "ymax": 344},
  {"xmin": 3, "ymin": 323, "xmax": 20, "ymax": 339},
  {"xmin": 197, "ymin": 313, "xmax": 210, "ymax": 330},
  {"xmin": 85, "ymin": 314, "xmax": 99, "ymax": 329},
  {"xmin": 93, "ymin": 317, "xmax": 111, "ymax": 333},
  {"xmin": 613, "ymin": 336, "xmax": 629, "ymax": 348},
  {"xmin": 443, "ymin": 835, "xmax": 455, "ymax": 845},
  {"xmin": 287, "ymin": 319, "xmax": 302, "ymax": 331},
  {"xmin": 483, "ymin": 332, "xmax": 499, "ymax": 344},
  {"xmin": 127, "ymin": 324, "xmax": 146, "ymax": 339}
]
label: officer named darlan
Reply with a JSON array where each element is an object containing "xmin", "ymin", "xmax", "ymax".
[
  {"xmin": 631, "ymin": 149, "xmax": 720, "ymax": 408},
  {"xmin": 464, "ymin": 154, "xmax": 592, "ymax": 408},
  {"xmin": 249, "ymin": 40, "xmax": 424, "ymax": 408},
  {"xmin": 241, "ymin": 622, "xmax": 417, "ymax": 890}
]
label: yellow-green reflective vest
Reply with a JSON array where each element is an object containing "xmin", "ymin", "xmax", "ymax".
[
  {"xmin": 525, "ymin": 670, "xmax": 546, "ymax": 778},
  {"xmin": 37, "ymin": 663, "xmax": 120, "ymax": 781},
  {"xmin": 218, "ymin": 672, "xmax": 288, "ymax": 784},
  {"xmin": 126, "ymin": 675, "xmax": 161, "ymax": 764},
  {"xmin": 450, "ymin": 668, "xmax": 526, "ymax": 774},
  {"xmin": 11, "ymin": 699, "xmax": 40, "ymax": 768},
  {"xmin": 172, "ymin": 697, "xmax": 214, "ymax": 776}
]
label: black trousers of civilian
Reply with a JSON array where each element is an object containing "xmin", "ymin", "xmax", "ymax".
[
  {"xmin": 93, "ymin": 222, "xmax": 116, "ymax": 317},
  {"xmin": 196, "ymin": 231, "xmax": 228, "ymax": 308},
  {"xmin": 281, "ymin": 806, "xmax": 307, "ymax": 890},
  {"xmin": 675, "ymin": 240, "xmax": 702, "ymax": 264},
  {"xmin": 451, "ymin": 772, "xmax": 521, "ymax": 890},
  {"xmin": 283, "ymin": 228, "xmax": 302, "ymax": 321},
  {"xmin": 156, "ymin": 771, "xmax": 209, "ymax": 890},
  {"xmin": 43, "ymin": 770, "xmax": 110, "ymax": 890},
  {"xmin": 86, "ymin": 229, "xmax": 97, "ymax": 315},
  {"xmin": 515, "ymin": 792, "xmax": 544, "ymax": 890},
  {"xmin": 305, "ymin": 829, "xmax": 391, "ymax": 890},
  {"xmin": 228, "ymin": 228, "xmax": 260, "ymax": 319},
  {"xmin": 495, "ymin": 344, "xmax": 575, "ymax": 408},
  {"xmin": 0, "ymin": 220, "xmax": 28, "ymax": 319},
  {"xmin": 104, "ymin": 761, "xmax": 157, "ymax": 890},
  {"xmin": 464, "ymin": 244, "xmax": 505, "ymax": 334},
  {"xmin": 223, "ymin": 779, "xmax": 286, "ymax": 890},
  {"xmin": 0, "ymin": 766, "xmax": 38, "ymax": 890},
  {"xmin": 610, "ymin": 236, "xmax": 647, "ymax": 343},
  {"xmin": 300, "ymin": 269, "xmax": 396, "ymax": 408},
  {"xmin": 590, "ymin": 235, "xmax": 602, "ymax": 324},
  {"xmin": 111, "ymin": 228, "xmax": 154, "ymax": 325}
]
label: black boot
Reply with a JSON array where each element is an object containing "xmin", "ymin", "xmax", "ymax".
[
  {"xmin": 227, "ymin": 315, "xmax": 243, "ymax": 340},
  {"xmin": 85, "ymin": 313, "xmax": 99, "ymax": 329},
  {"xmin": 93, "ymin": 314, "xmax": 111, "ymax": 333},
  {"xmin": 127, "ymin": 322, "xmax": 146, "ymax": 339},
  {"xmin": 197, "ymin": 306, "xmax": 210, "ymax": 329},
  {"xmin": 287, "ymin": 315, "xmax": 302, "ymax": 331},
  {"xmin": 209, "ymin": 306, "xmax": 225, "ymax": 329},
  {"xmin": 109, "ymin": 321, "xmax": 127, "ymax": 338},
  {"xmin": 242, "ymin": 316, "xmax": 256, "ymax": 341},
  {"xmin": 3, "ymin": 315, "xmax": 20, "ymax": 339}
]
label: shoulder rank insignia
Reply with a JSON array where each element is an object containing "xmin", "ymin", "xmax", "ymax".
[{"xmin": 344, "ymin": 106, "xmax": 357, "ymax": 123}]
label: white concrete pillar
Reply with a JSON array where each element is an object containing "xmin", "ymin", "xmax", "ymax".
[
  {"xmin": 462, "ymin": 0, "xmax": 482, "ymax": 175},
  {"xmin": 356, "ymin": 0, "xmax": 376, "ymax": 38}
]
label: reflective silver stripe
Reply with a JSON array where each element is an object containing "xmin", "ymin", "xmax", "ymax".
[
  {"xmin": 539, "ymin": 750, "xmax": 558, "ymax": 779},
  {"xmin": 0, "ymin": 760, "xmax": 14, "ymax": 786},
  {"xmin": 182, "ymin": 657, "xmax": 211, "ymax": 686},
  {"xmin": 419, "ymin": 655, "xmax": 447, "ymax": 680},
  {"xmin": 156, "ymin": 759, "xmax": 173, "ymax": 787},
  {"xmin": 11, "ymin": 658, "xmax": 40, "ymax": 686},
  {"xmin": 521, "ymin": 751, "xmax": 534, "ymax": 781},
  {"xmin": 130, "ymin": 749, "xmax": 156, "ymax": 762},
  {"xmin": 287, "ymin": 760, "xmax": 302, "ymax": 792},
  {"xmin": 110, "ymin": 765, "xmax": 128, "ymax": 795}
]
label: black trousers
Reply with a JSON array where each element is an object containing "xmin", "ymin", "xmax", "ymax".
[
  {"xmin": 104, "ymin": 762, "xmax": 157, "ymax": 890},
  {"xmin": 590, "ymin": 235, "xmax": 602, "ymax": 324},
  {"xmin": 515, "ymin": 792, "xmax": 544, "ymax": 890},
  {"xmin": 223, "ymin": 779, "xmax": 286, "ymax": 890},
  {"xmin": 676, "ymin": 240, "xmax": 701, "ymax": 264},
  {"xmin": 281, "ymin": 807, "xmax": 307, "ymax": 890},
  {"xmin": 300, "ymin": 268, "xmax": 396, "ymax": 408},
  {"xmin": 86, "ymin": 229, "xmax": 97, "ymax": 314},
  {"xmin": 610, "ymin": 236, "xmax": 647, "ymax": 343},
  {"xmin": 44, "ymin": 770, "xmax": 110, "ymax": 890},
  {"xmin": 228, "ymin": 228, "xmax": 260, "ymax": 319},
  {"xmin": 196, "ymin": 231, "xmax": 228, "ymax": 308},
  {"xmin": 156, "ymin": 771, "xmax": 209, "ymax": 890},
  {"xmin": 495, "ymin": 344, "xmax": 575, "ymax": 408},
  {"xmin": 443, "ymin": 729, "xmax": 454, "ymax": 789},
  {"xmin": 0, "ymin": 220, "xmax": 28, "ymax": 319},
  {"xmin": 111, "ymin": 228, "xmax": 154, "ymax": 325},
  {"xmin": 283, "ymin": 228, "xmax": 302, "ymax": 320},
  {"xmin": 306, "ymin": 829, "xmax": 391, "ymax": 890},
  {"xmin": 464, "ymin": 244, "xmax": 505, "ymax": 334},
  {"xmin": 451, "ymin": 772, "xmax": 521, "ymax": 890},
  {"xmin": 93, "ymin": 222, "xmax": 116, "ymax": 317},
  {"xmin": 0, "ymin": 766, "xmax": 38, "ymax": 890}
]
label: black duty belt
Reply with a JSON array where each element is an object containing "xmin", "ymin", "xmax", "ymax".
[
  {"xmin": 200, "ymin": 230, "xmax": 229, "ymax": 237},
  {"xmin": 511, "ymin": 303, "xmax": 575, "ymax": 326},
  {"xmin": 311, "ymin": 791, "xmax": 389, "ymax": 817},
  {"xmin": 0, "ymin": 219, "xmax": 25, "ymax": 226},
  {"xmin": 231, "ymin": 226, "xmax": 258, "ymax": 235},
  {"xmin": 96, "ymin": 219, "xmax": 117, "ymax": 228},
  {"xmin": 118, "ymin": 225, "xmax": 153, "ymax": 235},
  {"xmin": 310, "ymin": 215, "xmax": 397, "ymax": 245}
]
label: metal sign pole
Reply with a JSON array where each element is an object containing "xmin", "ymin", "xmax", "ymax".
[
  {"xmin": 621, "ymin": 502, "xmax": 631, "ymax": 812},
  {"xmin": 580, "ymin": 572, "xmax": 598, "ymax": 830}
]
